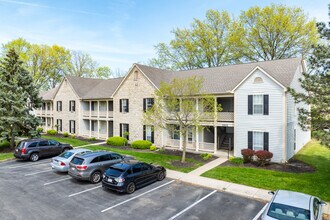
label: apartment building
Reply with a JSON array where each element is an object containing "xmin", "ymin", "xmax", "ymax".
[{"xmin": 36, "ymin": 58, "xmax": 310, "ymax": 162}]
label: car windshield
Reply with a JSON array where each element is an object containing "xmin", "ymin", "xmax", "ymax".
[
  {"xmin": 107, "ymin": 167, "xmax": 126, "ymax": 177},
  {"xmin": 267, "ymin": 202, "xmax": 310, "ymax": 220},
  {"xmin": 71, "ymin": 157, "xmax": 84, "ymax": 165},
  {"xmin": 59, "ymin": 151, "xmax": 74, "ymax": 159}
]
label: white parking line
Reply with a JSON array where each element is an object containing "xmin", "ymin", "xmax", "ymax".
[
  {"xmin": 101, "ymin": 180, "xmax": 175, "ymax": 213},
  {"xmin": 168, "ymin": 190, "xmax": 217, "ymax": 220},
  {"xmin": 252, "ymin": 203, "xmax": 268, "ymax": 220},
  {"xmin": 44, "ymin": 177, "xmax": 72, "ymax": 186},
  {"xmin": 24, "ymin": 170, "xmax": 52, "ymax": 176},
  {"xmin": 7, "ymin": 161, "xmax": 50, "ymax": 169},
  {"xmin": 68, "ymin": 185, "xmax": 102, "ymax": 197}
]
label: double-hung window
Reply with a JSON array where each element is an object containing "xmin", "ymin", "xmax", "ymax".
[
  {"xmin": 69, "ymin": 100, "xmax": 76, "ymax": 112},
  {"xmin": 253, "ymin": 95, "xmax": 263, "ymax": 115},
  {"xmin": 143, "ymin": 98, "xmax": 154, "ymax": 112},
  {"xmin": 120, "ymin": 99, "xmax": 129, "ymax": 113},
  {"xmin": 57, "ymin": 101, "xmax": 62, "ymax": 111},
  {"xmin": 69, "ymin": 120, "xmax": 76, "ymax": 134},
  {"xmin": 120, "ymin": 123, "xmax": 129, "ymax": 140},
  {"xmin": 143, "ymin": 125, "xmax": 154, "ymax": 143},
  {"xmin": 56, "ymin": 119, "xmax": 62, "ymax": 132},
  {"xmin": 248, "ymin": 94, "xmax": 269, "ymax": 115},
  {"xmin": 252, "ymin": 131, "xmax": 263, "ymax": 151}
]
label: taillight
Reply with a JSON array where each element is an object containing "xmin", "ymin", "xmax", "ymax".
[
  {"xmin": 76, "ymin": 165, "xmax": 87, "ymax": 171},
  {"xmin": 21, "ymin": 148, "xmax": 26, "ymax": 154},
  {"xmin": 114, "ymin": 177, "xmax": 125, "ymax": 183},
  {"xmin": 60, "ymin": 161, "xmax": 66, "ymax": 166}
]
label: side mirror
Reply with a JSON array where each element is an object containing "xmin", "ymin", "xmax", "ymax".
[
  {"xmin": 319, "ymin": 201, "xmax": 327, "ymax": 206},
  {"xmin": 268, "ymin": 191, "xmax": 275, "ymax": 195}
]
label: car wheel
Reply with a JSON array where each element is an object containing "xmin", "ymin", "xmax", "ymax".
[
  {"xmin": 157, "ymin": 171, "xmax": 166, "ymax": 181},
  {"xmin": 62, "ymin": 148, "xmax": 70, "ymax": 153},
  {"xmin": 90, "ymin": 171, "xmax": 102, "ymax": 184},
  {"xmin": 126, "ymin": 182, "xmax": 136, "ymax": 194},
  {"xmin": 30, "ymin": 153, "xmax": 39, "ymax": 162}
]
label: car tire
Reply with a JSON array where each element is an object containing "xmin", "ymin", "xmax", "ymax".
[
  {"xmin": 62, "ymin": 148, "xmax": 70, "ymax": 153},
  {"xmin": 157, "ymin": 171, "xmax": 166, "ymax": 181},
  {"xmin": 126, "ymin": 182, "xmax": 136, "ymax": 194},
  {"xmin": 90, "ymin": 171, "xmax": 102, "ymax": 184},
  {"xmin": 30, "ymin": 153, "xmax": 39, "ymax": 162}
]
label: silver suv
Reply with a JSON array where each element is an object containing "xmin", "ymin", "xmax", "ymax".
[{"xmin": 68, "ymin": 151, "xmax": 129, "ymax": 184}]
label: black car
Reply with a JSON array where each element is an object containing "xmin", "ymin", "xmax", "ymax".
[
  {"xmin": 14, "ymin": 139, "xmax": 73, "ymax": 162},
  {"xmin": 102, "ymin": 161, "xmax": 166, "ymax": 194}
]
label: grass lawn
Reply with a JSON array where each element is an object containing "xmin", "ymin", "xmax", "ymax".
[
  {"xmin": 202, "ymin": 140, "xmax": 330, "ymax": 201},
  {"xmin": 86, "ymin": 145, "xmax": 204, "ymax": 173},
  {"xmin": 0, "ymin": 153, "xmax": 14, "ymax": 161},
  {"xmin": 42, "ymin": 135, "xmax": 91, "ymax": 147}
]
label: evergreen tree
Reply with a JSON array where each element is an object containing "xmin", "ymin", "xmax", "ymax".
[
  {"xmin": 289, "ymin": 5, "xmax": 330, "ymax": 147},
  {"xmin": 0, "ymin": 49, "xmax": 42, "ymax": 148}
]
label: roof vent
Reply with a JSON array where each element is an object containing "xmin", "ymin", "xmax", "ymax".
[{"xmin": 253, "ymin": 77, "xmax": 263, "ymax": 84}]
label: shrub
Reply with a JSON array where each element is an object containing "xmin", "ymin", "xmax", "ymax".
[
  {"xmin": 150, "ymin": 145, "xmax": 157, "ymax": 151},
  {"xmin": 63, "ymin": 132, "xmax": 69, "ymax": 137},
  {"xmin": 0, "ymin": 140, "xmax": 10, "ymax": 150},
  {"xmin": 200, "ymin": 153, "xmax": 213, "ymax": 160},
  {"xmin": 46, "ymin": 129, "xmax": 57, "ymax": 135},
  {"xmin": 255, "ymin": 150, "xmax": 273, "ymax": 166},
  {"xmin": 37, "ymin": 127, "xmax": 43, "ymax": 133},
  {"xmin": 70, "ymin": 135, "xmax": 76, "ymax": 139},
  {"xmin": 229, "ymin": 157, "xmax": 244, "ymax": 166},
  {"xmin": 131, "ymin": 140, "xmax": 152, "ymax": 149},
  {"xmin": 88, "ymin": 137, "xmax": 96, "ymax": 141},
  {"xmin": 241, "ymin": 149, "xmax": 255, "ymax": 163},
  {"xmin": 106, "ymin": 136, "xmax": 127, "ymax": 146}
]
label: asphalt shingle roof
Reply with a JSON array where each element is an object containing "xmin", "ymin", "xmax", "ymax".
[{"xmin": 137, "ymin": 57, "xmax": 302, "ymax": 94}]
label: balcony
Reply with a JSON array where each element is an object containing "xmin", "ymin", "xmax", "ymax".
[
  {"xmin": 218, "ymin": 112, "xmax": 234, "ymax": 122},
  {"xmin": 82, "ymin": 110, "xmax": 114, "ymax": 118}
]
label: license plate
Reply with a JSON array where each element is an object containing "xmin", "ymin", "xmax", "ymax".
[
  {"xmin": 108, "ymin": 178, "xmax": 113, "ymax": 183},
  {"xmin": 71, "ymin": 167, "xmax": 75, "ymax": 170}
]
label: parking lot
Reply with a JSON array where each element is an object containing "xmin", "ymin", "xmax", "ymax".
[{"xmin": 0, "ymin": 158, "xmax": 265, "ymax": 220}]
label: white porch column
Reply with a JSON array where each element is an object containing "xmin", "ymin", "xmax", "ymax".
[
  {"xmin": 89, "ymin": 120, "xmax": 92, "ymax": 137},
  {"xmin": 97, "ymin": 101, "xmax": 100, "ymax": 118},
  {"xmin": 196, "ymin": 126, "xmax": 199, "ymax": 152},
  {"xmin": 89, "ymin": 101, "xmax": 92, "ymax": 118},
  {"xmin": 106, "ymin": 120, "xmax": 109, "ymax": 138},
  {"xmin": 106, "ymin": 100, "xmax": 109, "ymax": 118},
  {"xmin": 97, "ymin": 120, "xmax": 100, "ymax": 139},
  {"xmin": 214, "ymin": 126, "xmax": 217, "ymax": 153}
]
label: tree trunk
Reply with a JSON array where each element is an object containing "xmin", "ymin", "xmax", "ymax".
[
  {"xmin": 181, "ymin": 133, "xmax": 187, "ymax": 163},
  {"xmin": 10, "ymin": 129, "xmax": 15, "ymax": 149}
]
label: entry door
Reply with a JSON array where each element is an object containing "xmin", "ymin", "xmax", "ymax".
[{"xmin": 108, "ymin": 121, "xmax": 114, "ymax": 137}]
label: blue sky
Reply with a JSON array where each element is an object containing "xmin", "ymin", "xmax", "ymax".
[{"xmin": 0, "ymin": 0, "xmax": 328, "ymax": 73}]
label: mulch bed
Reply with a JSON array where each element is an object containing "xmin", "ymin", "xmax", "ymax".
[{"xmin": 220, "ymin": 158, "xmax": 315, "ymax": 173}]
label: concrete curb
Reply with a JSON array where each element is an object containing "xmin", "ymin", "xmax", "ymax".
[{"xmin": 74, "ymin": 142, "xmax": 106, "ymax": 149}]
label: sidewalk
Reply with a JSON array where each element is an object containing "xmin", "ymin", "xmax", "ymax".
[
  {"xmin": 166, "ymin": 155, "xmax": 330, "ymax": 215},
  {"xmin": 74, "ymin": 142, "xmax": 106, "ymax": 149}
]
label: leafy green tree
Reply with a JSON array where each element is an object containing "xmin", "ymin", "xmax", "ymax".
[
  {"xmin": 289, "ymin": 5, "xmax": 330, "ymax": 147},
  {"xmin": 143, "ymin": 76, "xmax": 221, "ymax": 162},
  {"xmin": 149, "ymin": 10, "xmax": 240, "ymax": 70},
  {"xmin": 238, "ymin": 4, "xmax": 318, "ymax": 61},
  {"xmin": 0, "ymin": 49, "xmax": 42, "ymax": 148}
]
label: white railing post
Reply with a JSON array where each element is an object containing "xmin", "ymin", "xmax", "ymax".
[
  {"xmin": 214, "ymin": 126, "xmax": 217, "ymax": 153},
  {"xmin": 179, "ymin": 125, "xmax": 183, "ymax": 150},
  {"xmin": 89, "ymin": 120, "xmax": 92, "ymax": 137},
  {"xmin": 89, "ymin": 101, "xmax": 92, "ymax": 118},
  {"xmin": 97, "ymin": 120, "xmax": 100, "ymax": 139},
  {"xmin": 106, "ymin": 120, "xmax": 109, "ymax": 139},
  {"xmin": 97, "ymin": 101, "xmax": 100, "ymax": 119},
  {"xmin": 106, "ymin": 100, "xmax": 109, "ymax": 118},
  {"xmin": 196, "ymin": 126, "xmax": 199, "ymax": 152}
]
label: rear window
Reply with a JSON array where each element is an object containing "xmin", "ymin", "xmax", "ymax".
[
  {"xmin": 16, "ymin": 141, "xmax": 27, "ymax": 149},
  {"xmin": 28, "ymin": 142, "xmax": 38, "ymax": 148},
  {"xmin": 107, "ymin": 167, "xmax": 126, "ymax": 177},
  {"xmin": 267, "ymin": 202, "xmax": 310, "ymax": 220},
  {"xmin": 71, "ymin": 157, "xmax": 84, "ymax": 165},
  {"xmin": 59, "ymin": 151, "xmax": 74, "ymax": 159}
]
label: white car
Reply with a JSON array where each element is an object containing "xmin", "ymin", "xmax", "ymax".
[
  {"xmin": 259, "ymin": 190, "xmax": 326, "ymax": 220},
  {"xmin": 51, "ymin": 148, "xmax": 92, "ymax": 172}
]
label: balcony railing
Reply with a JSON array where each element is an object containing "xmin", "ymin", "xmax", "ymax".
[
  {"xmin": 218, "ymin": 112, "xmax": 234, "ymax": 122},
  {"xmin": 166, "ymin": 139, "xmax": 180, "ymax": 148},
  {"xmin": 99, "ymin": 111, "xmax": 107, "ymax": 118},
  {"xmin": 199, "ymin": 142, "xmax": 214, "ymax": 151},
  {"xmin": 82, "ymin": 110, "xmax": 114, "ymax": 118}
]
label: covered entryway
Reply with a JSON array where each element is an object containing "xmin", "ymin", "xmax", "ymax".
[{"xmin": 217, "ymin": 126, "xmax": 234, "ymax": 151}]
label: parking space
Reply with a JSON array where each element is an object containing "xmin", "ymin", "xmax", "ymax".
[{"xmin": 0, "ymin": 159, "xmax": 265, "ymax": 220}]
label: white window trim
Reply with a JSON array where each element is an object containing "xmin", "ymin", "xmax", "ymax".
[
  {"xmin": 253, "ymin": 94, "xmax": 264, "ymax": 115},
  {"xmin": 252, "ymin": 130, "xmax": 264, "ymax": 151}
]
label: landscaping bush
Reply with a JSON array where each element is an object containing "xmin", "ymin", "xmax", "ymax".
[
  {"xmin": 106, "ymin": 136, "xmax": 127, "ymax": 146},
  {"xmin": 37, "ymin": 127, "xmax": 43, "ymax": 133},
  {"xmin": 131, "ymin": 140, "xmax": 152, "ymax": 149},
  {"xmin": 150, "ymin": 145, "xmax": 157, "ymax": 151},
  {"xmin": 88, "ymin": 137, "xmax": 96, "ymax": 141},
  {"xmin": 63, "ymin": 132, "xmax": 69, "ymax": 137},
  {"xmin": 46, "ymin": 129, "xmax": 57, "ymax": 135},
  {"xmin": 0, "ymin": 140, "xmax": 10, "ymax": 150},
  {"xmin": 229, "ymin": 157, "xmax": 244, "ymax": 166},
  {"xmin": 241, "ymin": 148, "xmax": 255, "ymax": 163},
  {"xmin": 200, "ymin": 153, "xmax": 213, "ymax": 160},
  {"xmin": 255, "ymin": 150, "xmax": 273, "ymax": 166},
  {"xmin": 70, "ymin": 135, "xmax": 76, "ymax": 139}
]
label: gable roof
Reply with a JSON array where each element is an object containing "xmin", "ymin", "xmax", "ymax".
[
  {"xmin": 136, "ymin": 57, "xmax": 302, "ymax": 94},
  {"xmin": 40, "ymin": 86, "xmax": 59, "ymax": 100},
  {"xmin": 60, "ymin": 76, "xmax": 123, "ymax": 100}
]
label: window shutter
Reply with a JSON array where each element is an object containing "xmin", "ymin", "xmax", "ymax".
[
  {"xmin": 264, "ymin": 132, "xmax": 269, "ymax": 151},
  {"xmin": 127, "ymin": 99, "xmax": 129, "ymax": 112},
  {"xmin": 248, "ymin": 131, "xmax": 253, "ymax": 149},
  {"xmin": 143, "ymin": 99, "xmax": 146, "ymax": 112},
  {"xmin": 143, "ymin": 125, "xmax": 146, "ymax": 140},
  {"xmin": 248, "ymin": 95, "xmax": 253, "ymax": 115},
  {"xmin": 151, "ymin": 98, "xmax": 154, "ymax": 106},
  {"xmin": 127, "ymin": 124, "xmax": 129, "ymax": 140},
  {"xmin": 119, "ymin": 100, "xmax": 122, "ymax": 112},
  {"xmin": 60, "ymin": 102, "xmax": 62, "ymax": 111},
  {"xmin": 69, "ymin": 121, "xmax": 71, "ymax": 133},
  {"xmin": 263, "ymin": 95, "xmax": 269, "ymax": 115},
  {"xmin": 73, "ymin": 121, "xmax": 76, "ymax": 134},
  {"xmin": 120, "ymin": 123, "xmax": 122, "ymax": 137},
  {"xmin": 73, "ymin": 101, "xmax": 75, "ymax": 112},
  {"xmin": 151, "ymin": 126, "xmax": 154, "ymax": 143},
  {"xmin": 69, "ymin": 101, "xmax": 72, "ymax": 111}
]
